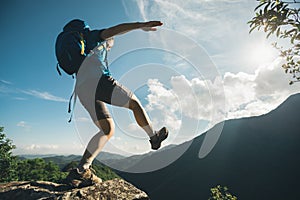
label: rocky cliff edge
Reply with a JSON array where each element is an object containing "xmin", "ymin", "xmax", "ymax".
[{"xmin": 0, "ymin": 178, "xmax": 150, "ymax": 200}]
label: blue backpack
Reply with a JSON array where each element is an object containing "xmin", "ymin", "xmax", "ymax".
[{"xmin": 55, "ymin": 19, "xmax": 89, "ymax": 76}]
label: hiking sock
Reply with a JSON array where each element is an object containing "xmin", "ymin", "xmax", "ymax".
[
  {"xmin": 78, "ymin": 160, "xmax": 92, "ymax": 172},
  {"xmin": 142, "ymin": 124, "xmax": 155, "ymax": 138}
]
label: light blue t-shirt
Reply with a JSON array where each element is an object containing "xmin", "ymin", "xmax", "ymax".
[
  {"xmin": 93, "ymin": 42, "xmax": 111, "ymax": 77},
  {"xmin": 85, "ymin": 29, "xmax": 111, "ymax": 77},
  {"xmin": 76, "ymin": 31, "xmax": 112, "ymax": 87}
]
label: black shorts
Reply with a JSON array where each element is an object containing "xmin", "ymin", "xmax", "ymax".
[{"xmin": 76, "ymin": 75, "xmax": 133, "ymax": 121}]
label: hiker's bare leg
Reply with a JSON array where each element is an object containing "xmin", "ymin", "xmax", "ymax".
[
  {"xmin": 78, "ymin": 118, "xmax": 114, "ymax": 170},
  {"xmin": 128, "ymin": 95, "xmax": 155, "ymax": 137}
]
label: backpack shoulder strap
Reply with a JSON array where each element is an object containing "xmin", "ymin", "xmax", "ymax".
[
  {"xmin": 79, "ymin": 33, "xmax": 85, "ymax": 56},
  {"xmin": 56, "ymin": 63, "xmax": 62, "ymax": 76},
  {"xmin": 68, "ymin": 89, "xmax": 77, "ymax": 123}
]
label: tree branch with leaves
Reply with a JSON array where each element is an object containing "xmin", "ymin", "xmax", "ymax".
[
  {"xmin": 209, "ymin": 185, "xmax": 238, "ymax": 200},
  {"xmin": 248, "ymin": 0, "xmax": 300, "ymax": 84},
  {"xmin": 0, "ymin": 127, "xmax": 18, "ymax": 182}
]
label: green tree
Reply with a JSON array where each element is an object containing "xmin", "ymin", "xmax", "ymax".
[
  {"xmin": 0, "ymin": 127, "xmax": 18, "ymax": 182},
  {"xmin": 16, "ymin": 158, "xmax": 67, "ymax": 182},
  {"xmin": 91, "ymin": 161, "xmax": 120, "ymax": 181},
  {"xmin": 61, "ymin": 160, "xmax": 78, "ymax": 172},
  {"xmin": 208, "ymin": 185, "xmax": 237, "ymax": 200},
  {"xmin": 0, "ymin": 128, "xmax": 117, "ymax": 183},
  {"xmin": 248, "ymin": 0, "xmax": 300, "ymax": 84}
]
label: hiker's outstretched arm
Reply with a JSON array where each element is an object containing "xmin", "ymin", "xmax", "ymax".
[{"xmin": 100, "ymin": 21, "xmax": 163, "ymax": 40}]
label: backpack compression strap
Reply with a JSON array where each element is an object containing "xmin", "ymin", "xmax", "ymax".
[{"xmin": 80, "ymin": 33, "xmax": 85, "ymax": 56}]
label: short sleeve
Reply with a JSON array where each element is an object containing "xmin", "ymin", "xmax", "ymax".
[
  {"xmin": 85, "ymin": 29, "xmax": 106, "ymax": 51},
  {"xmin": 89, "ymin": 29, "xmax": 106, "ymax": 42}
]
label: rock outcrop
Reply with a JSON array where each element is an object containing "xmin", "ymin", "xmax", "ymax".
[{"xmin": 0, "ymin": 178, "xmax": 149, "ymax": 200}]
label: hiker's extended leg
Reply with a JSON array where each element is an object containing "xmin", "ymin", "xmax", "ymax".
[
  {"xmin": 127, "ymin": 95, "xmax": 169, "ymax": 150},
  {"xmin": 108, "ymin": 78, "xmax": 169, "ymax": 150},
  {"xmin": 128, "ymin": 95, "xmax": 155, "ymax": 137},
  {"xmin": 90, "ymin": 76, "xmax": 168, "ymax": 151},
  {"xmin": 99, "ymin": 77, "xmax": 155, "ymax": 138}
]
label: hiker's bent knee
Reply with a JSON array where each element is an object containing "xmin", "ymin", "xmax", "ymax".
[{"xmin": 96, "ymin": 118, "xmax": 115, "ymax": 139}]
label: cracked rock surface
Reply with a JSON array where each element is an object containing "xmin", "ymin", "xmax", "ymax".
[{"xmin": 0, "ymin": 178, "xmax": 150, "ymax": 200}]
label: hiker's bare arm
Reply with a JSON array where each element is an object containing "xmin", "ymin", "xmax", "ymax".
[{"xmin": 100, "ymin": 21, "xmax": 163, "ymax": 40}]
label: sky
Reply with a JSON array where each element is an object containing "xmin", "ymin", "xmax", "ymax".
[{"xmin": 1, "ymin": 0, "xmax": 299, "ymax": 157}]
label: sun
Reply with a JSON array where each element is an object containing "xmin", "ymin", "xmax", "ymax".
[{"xmin": 247, "ymin": 41, "xmax": 277, "ymax": 67}]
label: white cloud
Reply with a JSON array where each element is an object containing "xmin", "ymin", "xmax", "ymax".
[
  {"xmin": 111, "ymin": 136, "xmax": 122, "ymax": 141},
  {"xmin": 17, "ymin": 121, "xmax": 28, "ymax": 127},
  {"xmin": 14, "ymin": 142, "xmax": 85, "ymax": 155},
  {"xmin": 145, "ymin": 58, "xmax": 300, "ymax": 128},
  {"xmin": 127, "ymin": 0, "xmax": 254, "ymax": 44},
  {"xmin": 1, "ymin": 79, "xmax": 12, "ymax": 85},
  {"xmin": 16, "ymin": 144, "xmax": 59, "ymax": 155},
  {"xmin": 0, "ymin": 83, "xmax": 15, "ymax": 94},
  {"xmin": 17, "ymin": 121, "xmax": 31, "ymax": 131},
  {"xmin": 146, "ymin": 75, "xmax": 225, "ymax": 124},
  {"xmin": 23, "ymin": 90, "xmax": 68, "ymax": 102},
  {"xmin": 25, "ymin": 144, "xmax": 58, "ymax": 151},
  {"xmin": 14, "ymin": 97, "xmax": 27, "ymax": 101},
  {"xmin": 0, "ymin": 81, "xmax": 67, "ymax": 103},
  {"xmin": 146, "ymin": 79, "xmax": 182, "ymax": 132},
  {"xmin": 225, "ymin": 58, "xmax": 299, "ymax": 119},
  {"xmin": 127, "ymin": 123, "xmax": 142, "ymax": 132}
]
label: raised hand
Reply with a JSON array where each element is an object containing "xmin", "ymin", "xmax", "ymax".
[{"xmin": 141, "ymin": 21, "xmax": 163, "ymax": 31}]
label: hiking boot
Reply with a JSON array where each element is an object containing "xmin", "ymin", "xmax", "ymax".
[
  {"xmin": 64, "ymin": 167, "xmax": 102, "ymax": 187},
  {"xmin": 150, "ymin": 127, "xmax": 169, "ymax": 150}
]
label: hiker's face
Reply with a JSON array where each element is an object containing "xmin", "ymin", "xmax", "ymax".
[{"xmin": 106, "ymin": 38, "xmax": 114, "ymax": 51}]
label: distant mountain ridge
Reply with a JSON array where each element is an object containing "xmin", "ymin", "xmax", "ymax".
[
  {"xmin": 19, "ymin": 151, "xmax": 126, "ymax": 161},
  {"xmin": 19, "ymin": 152, "xmax": 126, "ymax": 171},
  {"xmin": 102, "ymin": 144, "xmax": 178, "ymax": 172},
  {"xmin": 116, "ymin": 93, "xmax": 300, "ymax": 200}
]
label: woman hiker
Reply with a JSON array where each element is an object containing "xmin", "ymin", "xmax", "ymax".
[{"xmin": 62, "ymin": 20, "xmax": 169, "ymax": 187}]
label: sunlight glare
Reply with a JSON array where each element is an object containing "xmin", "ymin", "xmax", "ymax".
[{"xmin": 248, "ymin": 41, "xmax": 277, "ymax": 67}]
